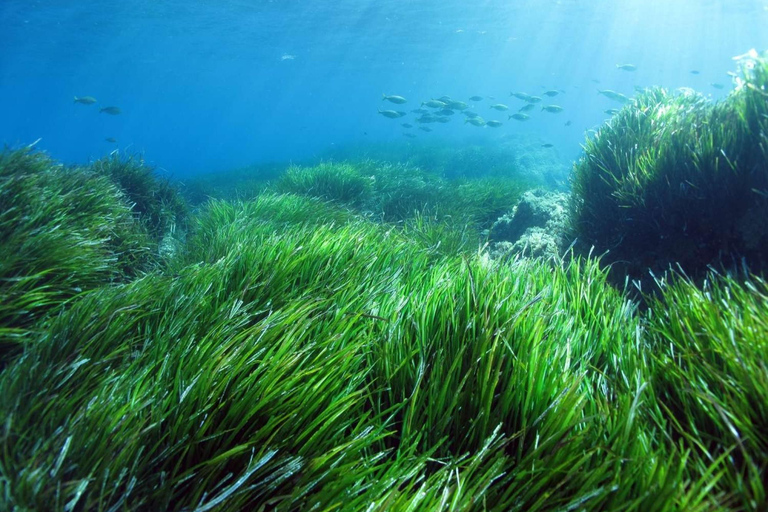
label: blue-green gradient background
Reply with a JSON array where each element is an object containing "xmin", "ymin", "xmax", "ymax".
[{"xmin": 1, "ymin": 0, "xmax": 766, "ymax": 176}]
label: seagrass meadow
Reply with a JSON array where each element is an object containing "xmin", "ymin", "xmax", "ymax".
[{"xmin": 1, "ymin": 57, "xmax": 768, "ymax": 512}]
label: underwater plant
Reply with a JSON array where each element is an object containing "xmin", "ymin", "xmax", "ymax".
[
  {"xmin": 274, "ymin": 161, "xmax": 374, "ymax": 206},
  {"xmin": 89, "ymin": 152, "xmax": 189, "ymax": 243},
  {"xmin": 570, "ymin": 55, "xmax": 768, "ymax": 284},
  {"xmin": 0, "ymin": 148, "xmax": 153, "ymax": 361}
]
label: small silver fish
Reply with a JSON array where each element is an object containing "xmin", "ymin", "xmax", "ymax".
[
  {"xmin": 74, "ymin": 96, "xmax": 97, "ymax": 105},
  {"xmin": 469, "ymin": 95, "xmax": 483, "ymax": 101},
  {"xmin": 383, "ymin": 94, "xmax": 408, "ymax": 104},
  {"xmin": 486, "ymin": 120, "xmax": 503, "ymax": 127},
  {"xmin": 509, "ymin": 113, "xmax": 529, "ymax": 121},
  {"xmin": 489, "ymin": 103, "xmax": 509, "ymax": 111},
  {"xmin": 616, "ymin": 64, "xmax": 637, "ymax": 71},
  {"xmin": 99, "ymin": 106, "xmax": 121, "ymax": 115},
  {"xmin": 541, "ymin": 105, "xmax": 564, "ymax": 113},
  {"xmin": 378, "ymin": 108, "xmax": 406, "ymax": 118}
]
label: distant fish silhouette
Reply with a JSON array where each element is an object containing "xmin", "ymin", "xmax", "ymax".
[
  {"xmin": 99, "ymin": 106, "xmax": 121, "ymax": 115},
  {"xmin": 281, "ymin": 54, "xmax": 296, "ymax": 61},
  {"xmin": 74, "ymin": 96, "xmax": 97, "ymax": 105}
]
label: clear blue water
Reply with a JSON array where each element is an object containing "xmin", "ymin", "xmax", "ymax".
[{"xmin": 1, "ymin": 0, "xmax": 767, "ymax": 177}]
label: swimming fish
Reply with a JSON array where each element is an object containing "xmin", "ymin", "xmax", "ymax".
[
  {"xmin": 99, "ymin": 106, "xmax": 122, "ymax": 115},
  {"xmin": 418, "ymin": 126, "xmax": 433, "ymax": 132},
  {"xmin": 543, "ymin": 90, "xmax": 560, "ymax": 97},
  {"xmin": 509, "ymin": 113, "xmax": 529, "ymax": 121},
  {"xmin": 105, "ymin": 137, "xmax": 117, "ymax": 143},
  {"xmin": 541, "ymin": 143, "xmax": 554, "ymax": 148},
  {"xmin": 616, "ymin": 64, "xmax": 637, "ymax": 71},
  {"xmin": 403, "ymin": 133, "xmax": 417, "ymax": 138},
  {"xmin": 422, "ymin": 100, "xmax": 447, "ymax": 108},
  {"xmin": 518, "ymin": 103, "xmax": 535, "ymax": 112},
  {"xmin": 525, "ymin": 96, "xmax": 542, "ymax": 103},
  {"xmin": 489, "ymin": 103, "xmax": 509, "ymax": 111},
  {"xmin": 383, "ymin": 94, "xmax": 408, "ymax": 104},
  {"xmin": 711, "ymin": 83, "xmax": 725, "ymax": 90},
  {"xmin": 510, "ymin": 92, "xmax": 532, "ymax": 101},
  {"xmin": 465, "ymin": 117, "xmax": 486, "ymax": 126},
  {"xmin": 401, "ymin": 123, "xmax": 413, "ymax": 128},
  {"xmin": 486, "ymin": 120, "xmax": 503, "ymax": 127},
  {"xmin": 74, "ymin": 96, "xmax": 97, "ymax": 105},
  {"xmin": 378, "ymin": 108, "xmax": 407, "ymax": 118},
  {"xmin": 541, "ymin": 105, "xmax": 564, "ymax": 113},
  {"xmin": 689, "ymin": 70, "xmax": 700, "ymax": 75},
  {"xmin": 597, "ymin": 90, "xmax": 630, "ymax": 103},
  {"xmin": 469, "ymin": 95, "xmax": 483, "ymax": 101},
  {"xmin": 444, "ymin": 100, "xmax": 469, "ymax": 110}
]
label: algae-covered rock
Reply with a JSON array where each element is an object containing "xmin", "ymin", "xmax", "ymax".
[{"xmin": 489, "ymin": 189, "xmax": 569, "ymax": 259}]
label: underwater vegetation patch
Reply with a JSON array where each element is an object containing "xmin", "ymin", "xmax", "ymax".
[
  {"xmin": 89, "ymin": 152, "xmax": 189, "ymax": 243},
  {"xmin": 0, "ymin": 148, "xmax": 154, "ymax": 361},
  {"xmin": 570, "ymin": 53, "xmax": 768, "ymax": 284},
  {"xmin": 0, "ymin": 162, "xmax": 767, "ymax": 509}
]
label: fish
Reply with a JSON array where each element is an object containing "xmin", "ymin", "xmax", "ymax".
[
  {"xmin": 525, "ymin": 96, "xmax": 542, "ymax": 103},
  {"xmin": 74, "ymin": 96, "xmax": 97, "ymax": 105},
  {"xmin": 435, "ymin": 117, "xmax": 450, "ymax": 123},
  {"xmin": 541, "ymin": 143, "xmax": 554, "ymax": 148},
  {"xmin": 509, "ymin": 113, "xmax": 529, "ymax": 121},
  {"xmin": 99, "ymin": 106, "xmax": 121, "ymax": 115},
  {"xmin": 281, "ymin": 54, "xmax": 296, "ymax": 61},
  {"xmin": 469, "ymin": 95, "xmax": 483, "ymax": 101},
  {"xmin": 403, "ymin": 133, "xmax": 417, "ymax": 138},
  {"xmin": 444, "ymin": 100, "xmax": 469, "ymax": 110},
  {"xmin": 591, "ymin": 79, "xmax": 601, "ymax": 83},
  {"xmin": 564, "ymin": 120, "xmax": 572, "ymax": 126},
  {"xmin": 418, "ymin": 126, "xmax": 433, "ymax": 132},
  {"xmin": 489, "ymin": 103, "xmax": 509, "ymax": 111},
  {"xmin": 463, "ymin": 111, "xmax": 480, "ymax": 118},
  {"xmin": 543, "ymin": 90, "xmax": 560, "ymax": 97},
  {"xmin": 416, "ymin": 115, "xmax": 437, "ymax": 123},
  {"xmin": 437, "ymin": 95, "xmax": 453, "ymax": 103},
  {"xmin": 486, "ymin": 120, "xmax": 503, "ymax": 127},
  {"xmin": 105, "ymin": 137, "xmax": 118, "ymax": 143},
  {"xmin": 616, "ymin": 64, "xmax": 637, "ymax": 71},
  {"xmin": 711, "ymin": 83, "xmax": 725, "ymax": 90},
  {"xmin": 401, "ymin": 123, "xmax": 413, "ymax": 128},
  {"xmin": 541, "ymin": 105, "xmax": 564, "ymax": 113},
  {"xmin": 689, "ymin": 70, "xmax": 700, "ymax": 75},
  {"xmin": 436, "ymin": 109, "xmax": 455, "ymax": 116},
  {"xmin": 411, "ymin": 108, "xmax": 429, "ymax": 114},
  {"xmin": 604, "ymin": 108, "xmax": 620, "ymax": 115},
  {"xmin": 383, "ymin": 94, "xmax": 408, "ymax": 104},
  {"xmin": 518, "ymin": 103, "xmax": 535, "ymax": 112},
  {"xmin": 378, "ymin": 108, "xmax": 407, "ymax": 118},
  {"xmin": 422, "ymin": 100, "xmax": 447, "ymax": 108},
  {"xmin": 597, "ymin": 89, "xmax": 630, "ymax": 103},
  {"xmin": 510, "ymin": 92, "xmax": 532, "ymax": 101},
  {"xmin": 465, "ymin": 117, "xmax": 486, "ymax": 126}
]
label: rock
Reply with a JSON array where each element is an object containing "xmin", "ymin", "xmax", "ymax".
[{"xmin": 489, "ymin": 189, "xmax": 570, "ymax": 259}]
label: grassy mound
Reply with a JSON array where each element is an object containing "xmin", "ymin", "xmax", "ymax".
[
  {"xmin": 2, "ymin": 189, "xmax": 765, "ymax": 510},
  {"xmin": 570, "ymin": 54, "xmax": 768, "ymax": 283},
  {"xmin": 0, "ymin": 148, "xmax": 153, "ymax": 360},
  {"xmin": 89, "ymin": 153, "xmax": 188, "ymax": 243}
]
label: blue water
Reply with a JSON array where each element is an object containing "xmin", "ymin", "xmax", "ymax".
[{"xmin": 1, "ymin": 0, "xmax": 766, "ymax": 177}]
